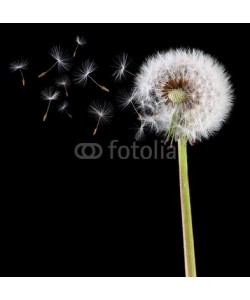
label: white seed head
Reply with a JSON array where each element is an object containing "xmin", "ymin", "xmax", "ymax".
[
  {"xmin": 133, "ymin": 49, "xmax": 233, "ymax": 143},
  {"xmin": 56, "ymin": 75, "xmax": 70, "ymax": 87},
  {"xmin": 113, "ymin": 53, "xmax": 131, "ymax": 81},
  {"xmin": 75, "ymin": 60, "xmax": 97, "ymax": 85},
  {"xmin": 58, "ymin": 101, "xmax": 69, "ymax": 112},
  {"xmin": 88, "ymin": 101, "xmax": 114, "ymax": 123},
  {"xmin": 10, "ymin": 59, "xmax": 28, "ymax": 72},
  {"xmin": 41, "ymin": 87, "xmax": 60, "ymax": 101},
  {"xmin": 50, "ymin": 46, "xmax": 71, "ymax": 72},
  {"xmin": 76, "ymin": 35, "xmax": 86, "ymax": 46}
]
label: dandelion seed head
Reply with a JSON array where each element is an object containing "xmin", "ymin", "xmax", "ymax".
[
  {"xmin": 113, "ymin": 53, "xmax": 131, "ymax": 81},
  {"xmin": 75, "ymin": 60, "xmax": 97, "ymax": 85},
  {"xmin": 10, "ymin": 59, "xmax": 28, "ymax": 72},
  {"xmin": 41, "ymin": 87, "xmax": 60, "ymax": 101},
  {"xmin": 50, "ymin": 46, "xmax": 71, "ymax": 72},
  {"xmin": 76, "ymin": 35, "xmax": 86, "ymax": 47},
  {"xmin": 133, "ymin": 49, "xmax": 233, "ymax": 143}
]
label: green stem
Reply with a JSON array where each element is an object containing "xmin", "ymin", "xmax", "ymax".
[{"xmin": 178, "ymin": 139, "xmax": 197, "ymax": 277}]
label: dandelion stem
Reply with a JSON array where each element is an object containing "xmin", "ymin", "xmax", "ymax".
[
  {"xmin": 88, "ymin": 75, "xmax": 110, "ymax": 92},
  {"xmin": 38, "ymin": 61, "xmax": 58, "ymax": 78},
  {"xmin": 73, "ymin": 44, "xmax": 79, "ymax": 58},
  {"xmin": 93, "ymin": 117, "xmax": 101, "ymax": 135},
  {"xmin": 19, "ymin": 69, "xmax": 25, "ymax": 86},
  {"xmin": 178, "ymin": 139, "xmax": 196, "ymax": 277},
  {"xmin": 43, "ymin": 100, "xmax": 51, "ymax": 122}
]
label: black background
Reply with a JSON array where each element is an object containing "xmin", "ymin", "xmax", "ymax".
[{"xmin": 1, "ymin": 24, "xmax": 249, "ymax": 276}]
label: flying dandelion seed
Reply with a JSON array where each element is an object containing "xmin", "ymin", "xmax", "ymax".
[
  {"xmin": 10, "ymin": 59, "xmax": 28, "ymax": 86},
  {"xmin": 73, "ymin": 35, "xmax": 86, "ymax": 58},
  {"xmin": 88, "ymin": 101, "xmax": 113, "ymax": 135},
  {"xmin": 113, "ymin": 53, "xmax": 135, "ymax": 81},
  {"xmin": 75, "ymin": 60, "xmax": 109, "ymax": 92},
  {"xmin": 58, "ymin": 101, "xmax": 72, "ymax": 118},
  {"xmin": 38, "ymin": 46, "xmax": 71, "ymax": 78},
  {"xmin": 117, "ymin": 89, "xmax": 142, "ymax": 119},
  {"xmin": 41, "ymin": 87, "xmax": 60, "ymax": 122},
  {"xmin": 56, "ymin": 75, "xmax": 70, "ymax": 97}
]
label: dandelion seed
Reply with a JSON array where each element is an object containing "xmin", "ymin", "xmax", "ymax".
[
  {"xmin": 113, "ymin": 53, "xmax": 135, "ymax": 81},
  {"xmin": 88, "ymin": 101, "xmax": 113, "ymax": 135},
  {"xmin": 58, "ymin": 101, "xmax": 72, "ymax": 118},
  {"xmin": 75, "ymin": 60, "xmax": 109, "ymax": 92},
  {"xmin": 141, "ymin": 115, "xmax": 159, "ymax": 133},
  {"xmin": 117, "ymin": 89, "xmax": 142, "ymax": 119},
  {"xmin": 38, "ymin": 46, "xmax": 71, "ymax": 78},
  {"xmin": 56, "ymin": 75, "xmax": 70, "ymax": 97},
  {"xmin": 10, "ymin": 59, "xmax": 28, "ymax": 86},
  {"xmin": 73, "ymin": 35, "xmax": 86, "ymax": 58},
  {"xmin": 41, "ymin": 87, "xmax": 60, "ymax": 122},
  {"xmin": 135, "ymin": 122, "xmax": 146, "ymax": 141}
]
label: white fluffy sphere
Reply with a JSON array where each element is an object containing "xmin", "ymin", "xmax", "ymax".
[{"xmin": 133, "ymin": 49, "xmax": 233, "ymax": 143}]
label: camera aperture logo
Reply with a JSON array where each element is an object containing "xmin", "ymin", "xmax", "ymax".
[{"xmin": 75, "ymin": 140, "xmax": 176, "ymax": 160}]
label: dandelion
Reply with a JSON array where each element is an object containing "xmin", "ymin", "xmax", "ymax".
[
  {"xmin": 58, "ymin": 101, "xmax": 72, "ymax": 118},
  {"xmin": 112, "ymin": 53, "xmax": 135, "ymax": 81},
  {"xmin": 133, "ymin": 49, "xmax": 233, "ymax": 143},
  {"xmin": 56, "ymin": 75, "xmax": 70, "ymax": 97},
  {"xmin": 73, "ymin": 35, "xmax": 86, "ymax": 58},
  {"xmin": 75, "ymin": 60, "xmax": 109, "ymax": 92},
  {"xmin": 9, "ymin": 59, "xmax": 28, "ymax": 86},
  {"xmin": 38, "ymin": 46, "xmax": 71, "ymax": 78},
  {"xmin": 132, "ymin": 49, "xmax": 233, "ymax": 277},
  {"xmin": 117, "ymin": 89, "xmax": 142, "ymax": 119},
  {"xmin": 88, "ymin": 101, "xmax": 113, "ymax": 135},
  {"xmin": 41, "ymin": 87, "xmax": 60, "ymax": 121}
]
